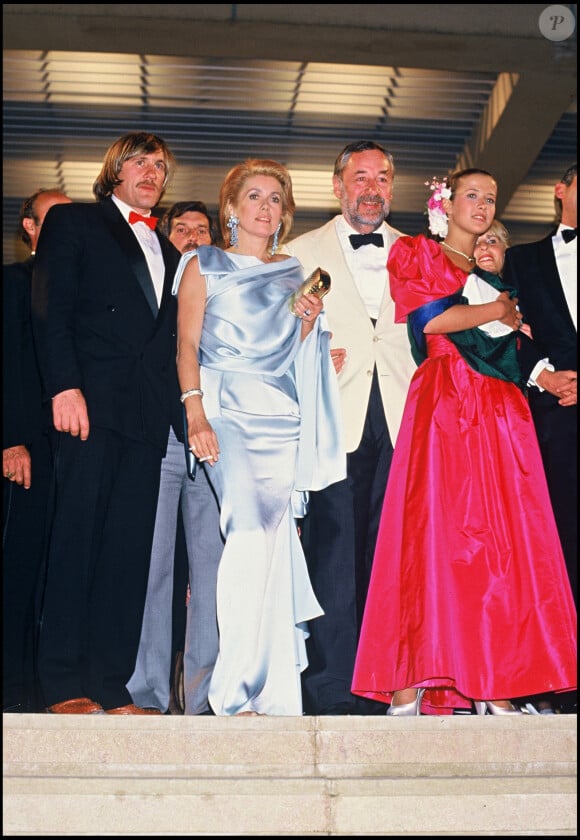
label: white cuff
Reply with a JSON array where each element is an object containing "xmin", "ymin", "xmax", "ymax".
[{"xmin": 528, "ymin": 359, "xmax": 554, "ymax": 391}]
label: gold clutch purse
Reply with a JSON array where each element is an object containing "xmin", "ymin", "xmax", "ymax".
[{"xmin": 290, "ymin": 267, "xmax": 331, "ymax": 314}]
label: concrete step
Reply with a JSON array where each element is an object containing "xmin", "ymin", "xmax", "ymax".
[{"xmin": 3, "ymin": 713, "xmax": 577, "ymax": 835}]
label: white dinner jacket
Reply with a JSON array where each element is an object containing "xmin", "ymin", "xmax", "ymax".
[{"xmin": 286, "ymin": 216, "xmax": 417, "ymax": 453}]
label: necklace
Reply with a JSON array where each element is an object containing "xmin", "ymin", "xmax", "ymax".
[{"xmin": 441, "ymin": 241, "xmax": 475, "ymax": 264}]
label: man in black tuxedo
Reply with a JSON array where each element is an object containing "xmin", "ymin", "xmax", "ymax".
[
  {"xmin": 3, "ymin": 189, "xmax": 71, "ymax": 713},
  {"xmin": 31, "ymin": 132, "xmax": 181, "ymax": 714},
  {"xmin": 504, "ymin": 164, "xmax": 577, "ymax": 604},
  {"xmin": 504, "ymin": 164, "xmax": 577, "ymax": 717}
]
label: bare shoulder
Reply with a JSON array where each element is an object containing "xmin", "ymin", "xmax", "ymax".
[{"xmin": 178, "ymin": 252, "xmax": 203, "ymax": 291}]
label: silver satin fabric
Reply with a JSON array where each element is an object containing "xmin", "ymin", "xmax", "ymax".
[{"xmin": 172, "ymin": 247, "xmax": 345, "ymax": 714}]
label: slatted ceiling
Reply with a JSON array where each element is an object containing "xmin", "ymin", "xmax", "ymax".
[
  {"xmin": 295, "ymin": 69, "xmax": 392, "ymax": 117},
  {"xmin": 3, "ymin": 50, "xmax": 493, "ymax": 116},
  {"xmin": 501, "ymin": 111, "xmax": 577, "ymax": 223},
  {"xmin": 283, "ymin": 171, "xmax": 337, "ymax": 209},
  {"xmin": 3, "ymin": 48, "xmax": 576, "ymax": 263},
  {"xmin": 528, "ymin": 111, "xmax": 577, "ymax": 173},
  {"xmin": 388, "ymin": 101, "xmax": 488, "ymax": 122},
  {"xmin": 3, "ymin": 51, "xmax": 140, "ymax": 101},
  {"xmin": 503, "ymin": 185, "xmax": 560, "ymax": 223},
  {"xmin": 386, "ymin": 78, "xmax": 496, "ymax": 123}
]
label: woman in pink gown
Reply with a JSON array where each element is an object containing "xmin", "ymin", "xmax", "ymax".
[{"xmin": 351, "ymin": 169, "xmax": 577, "ymax": 715}]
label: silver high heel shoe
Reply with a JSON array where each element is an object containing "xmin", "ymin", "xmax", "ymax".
[
  {"xmin": 387, "ymin": 688, "xmax": 425, "ymax": 716},
  {"xmin": 473, "ymin": 700, "xmax": 524, "ymax": 716}
]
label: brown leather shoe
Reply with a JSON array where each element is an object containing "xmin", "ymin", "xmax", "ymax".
[
  {"xmin": 106, "ymin": 703, "xmax": 162, "ymax": 715},
  {"xmin": 47, "ymin": 697, "xmax": 105, "ymax": 714}
]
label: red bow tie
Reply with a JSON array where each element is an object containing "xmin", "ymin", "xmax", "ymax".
[{"xmin": 129, "ymin": 211, "xmax": 157, "ymax": 230}]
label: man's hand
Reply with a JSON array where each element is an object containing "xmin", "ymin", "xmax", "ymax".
[
  {"xmin": 52, "ymin": 388, "xmax": 90, "ymax": 439},
  {"xmin": 3, "ymin": 444, "xmax": 31, "ymax": 489},
  {"xmin": 330, "ymin": 347, "xmax": 347, "ymax": 374},
  {"xmin": 536, "ymin": 369, "xmax": 577, "ymax": 406}
]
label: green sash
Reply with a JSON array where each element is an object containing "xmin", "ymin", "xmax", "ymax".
[{"xmin": 407, "ymin": 266, "xmax": 526, "ymax": 390}]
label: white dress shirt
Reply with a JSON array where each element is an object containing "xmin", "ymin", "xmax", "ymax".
[
  {"xmin": 554, "ymin": 224, "xmax": 577, "ymax": 330},
  {"xmin": 335, "ymin": 216, "xmax": 389, "ymax": 320},
  {"xmin": 111, "ymin": 194, "xmax": 165, "ymax": 306}
]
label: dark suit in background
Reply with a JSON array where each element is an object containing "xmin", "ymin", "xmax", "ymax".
[
  {"xmin": 32, "ymin": 156, "xmax": 180, "ymax": 712},
  {"xmin": 504, "ymin": 225, "xmax": 577, "ymax": 603},
  {"xmin": 3, "ymin": 188, "xmax": 72, "ymax": 713},
  {"xmin": 3, "ymin": 256, "xmax": 53, "ymax": 711}
]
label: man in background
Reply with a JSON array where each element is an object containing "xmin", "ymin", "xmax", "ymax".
[
  {"xmin": 504, "ymin": 164, "xmax": 577, "ymax": 604},
  {"xmin": 3, "ymin": 188, "xmax": 71, "ymax": 713},
  {"xmin": 127, "ymin": 199, "xmax": 223, "ymax": 715},
  {"xmin": 503, "ymin": 163, "xmax": 577, "ymax": 716}
]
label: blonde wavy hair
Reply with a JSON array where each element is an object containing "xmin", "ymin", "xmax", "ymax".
[
  {"xmin": 218, "ymin": 159, "xmax": 295, "ymax": 253},
  {"xmin": 478, "ymin": 219, "xmax": 512, "ymax": 250}
]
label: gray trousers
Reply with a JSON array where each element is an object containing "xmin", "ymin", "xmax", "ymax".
[{"xmin": 127, "ymin": 428, "xmax": 223, "ymax": 713}]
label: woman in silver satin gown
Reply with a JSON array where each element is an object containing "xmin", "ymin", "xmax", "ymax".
[{"xmin": 173, "ymin": 159, "xmax": 345, "ymax": 715}]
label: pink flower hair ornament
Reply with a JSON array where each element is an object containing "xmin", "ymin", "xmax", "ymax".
[{"xmin": 424, "ymin": 176, "xmax": 451, "ymax": 238}]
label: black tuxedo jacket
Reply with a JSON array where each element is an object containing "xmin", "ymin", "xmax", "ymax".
[
  {"xmin": 3, "ymin": 256, "xmax": 49, "ymax": 449},
  {"xmin": 31, "ymin": 197, "xmax": 181, "ymax": 452},
  {"xmin": 503, "ymin": 230, "xmax": 577, "ymax": 413},
  {"xmin": 503, "ymin": 229, "xmax": 577, "ymax": 601}
]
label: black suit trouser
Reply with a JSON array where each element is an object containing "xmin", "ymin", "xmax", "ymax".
[
  {"xmin": 531, "ymin": 399, "xmax": 577, "ymax": 604},
  {"xmin": 37, "ymin": 428, "xmax": 163, "ymax": 709},
  {"xmin": 300, "ymin": 369, "xmax": 393, "ymax": 713},
  {"xmin": 3, "ymin": 435, "xmax": 53, "ymax": 711}
]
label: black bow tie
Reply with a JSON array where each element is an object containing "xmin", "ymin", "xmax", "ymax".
[
  {"xmin": 349, "ymin": 232, "xmax": 384, "ymax": 250},
  {"xmin": 562, "ymin": 228, "xmax": 577, "ymax": 243}
]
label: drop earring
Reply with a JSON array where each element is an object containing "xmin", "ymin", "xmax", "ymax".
[
  {"xmin": 226, "ymin": 213, "xmax": 240, "ymax": 247},
  {"xmin": 271, "ymin": 222, "xmax": 282, "ymax": 255}
]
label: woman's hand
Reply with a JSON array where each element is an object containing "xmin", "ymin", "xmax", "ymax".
[
  {"xmin": 186, "ymin": 413, "xmax": 220, "ymax": 465},
  {"xmin": 295, "ymin": 292, "xmax": 324, "ymax": 339},
  {"xmin": 294, "ymin": 292, "xmax": 323, "ymax": 323},
  {"xmin": 496, "ymin": 291, "xmax": 523, "ymax": 331}
]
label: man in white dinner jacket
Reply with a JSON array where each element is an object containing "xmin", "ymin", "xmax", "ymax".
[{"xmin": 286, "ymin": 140, "xmax": 417, "ymax": 715}]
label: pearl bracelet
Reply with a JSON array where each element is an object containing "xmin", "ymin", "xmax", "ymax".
[{"xmin": 180, "ymin": 388, "xmax": 204, "ymax": 403}]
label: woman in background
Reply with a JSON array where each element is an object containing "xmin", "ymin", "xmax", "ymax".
[{"xmin": 473, "ymin": 218, "xmax": 510, "ymax": 275}]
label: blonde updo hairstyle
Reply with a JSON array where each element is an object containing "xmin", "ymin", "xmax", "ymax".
[
  {"xmin": 219, "ymin": 159, "xmax": 296, "ymax": 253},
  {"xmin": 484, "ymin": 219, "xmax": 512, "ymax": 250}
]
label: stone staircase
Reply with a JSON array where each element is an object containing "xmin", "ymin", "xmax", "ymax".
[{"xmin": 3, "ymin": 713, "xmax": 576, "ymax": 835}]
